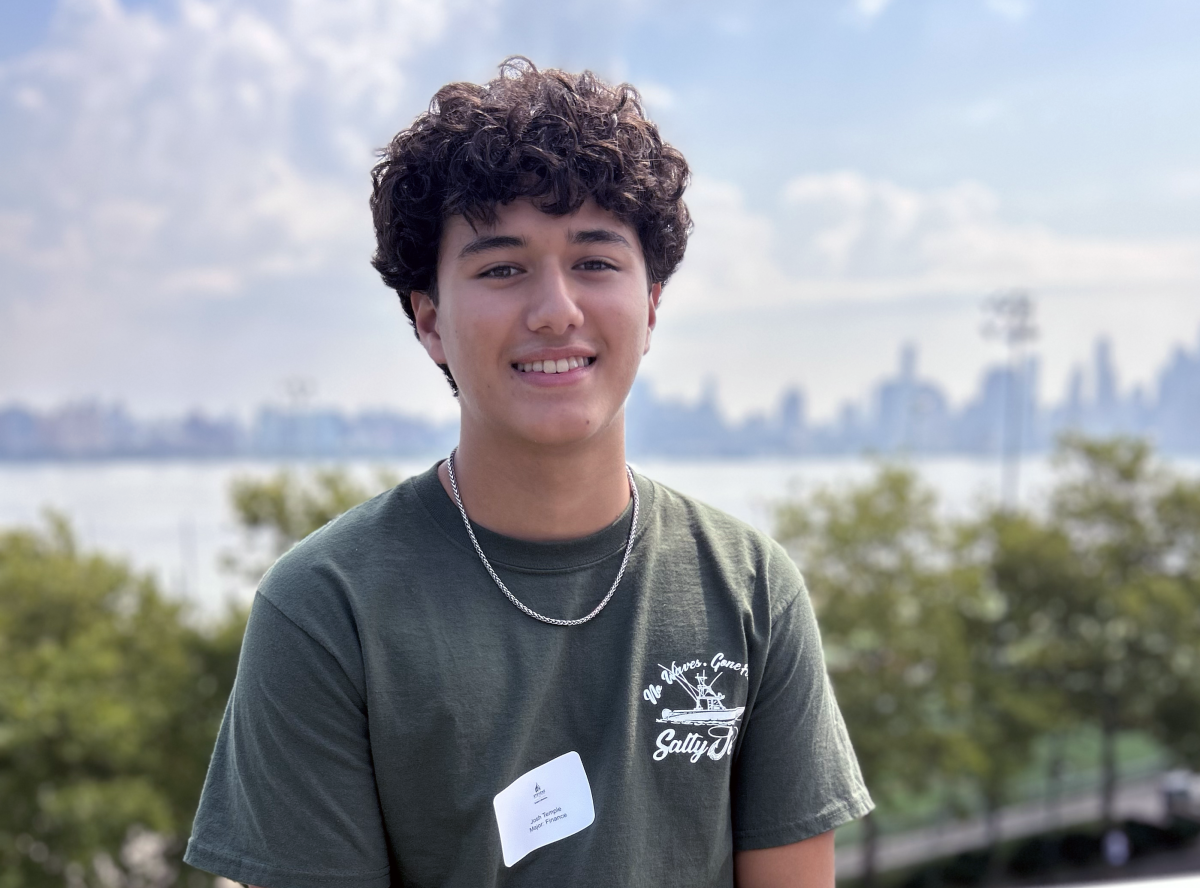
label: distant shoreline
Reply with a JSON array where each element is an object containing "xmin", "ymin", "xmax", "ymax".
[{"xmin": 5, "ymin": 449, "xmax": 1200, "ymax": 466}]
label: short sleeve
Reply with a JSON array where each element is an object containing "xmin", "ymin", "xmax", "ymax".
[
  {"xmin": 184, "ymin": 593, "xmax": 391, "ymax": 888},
  {"xmin": 731, "ymin": 551, "xmax": 874, "ymax": 850}
]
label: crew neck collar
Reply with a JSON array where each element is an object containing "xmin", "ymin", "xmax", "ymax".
[{"xmin": 412, "ymin": 461, "xmax": 654, "ymax": 573}]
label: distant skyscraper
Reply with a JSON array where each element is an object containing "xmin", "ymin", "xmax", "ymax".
[
  {"xmin": 1154, "ymin": 327, "xmax": 1200, "ymax": 453},
  {"xmin": 1091, "ymin": 338, "xmax": 1121, "ymax": 434},
  {"xmin": 1094, "ymin": 338, "xmax": 1118, "ymax": 412},
  {"xmin": 778, "ymin": 387, "xmax": 807, "ymax": 451},
  {"xmin": 1065, "ymin": 368, "xmax": 1084, "ymax": 426}
]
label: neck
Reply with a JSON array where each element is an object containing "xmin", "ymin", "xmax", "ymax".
[{"xmin": 438, "ymin": 418, "xmax": 631, "ymax": 542}]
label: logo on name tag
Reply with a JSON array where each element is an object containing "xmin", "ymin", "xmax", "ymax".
[{"xmin": 640, "ymin": 652, "xmax": 748, "ymax": 763}]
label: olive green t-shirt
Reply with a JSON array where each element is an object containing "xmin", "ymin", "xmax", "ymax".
[{"xmin": 184, "ymin": 464, "xmax": 872, "ymax": 888}]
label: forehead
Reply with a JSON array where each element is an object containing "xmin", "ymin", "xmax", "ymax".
[{"xmin": 440, "ymin": 198, "xmax": 640, "ymax": 257}]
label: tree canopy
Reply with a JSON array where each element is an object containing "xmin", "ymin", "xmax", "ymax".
[
  {"xmin": 0, "ymin": 467, "xmax": 391, "ymax": 887},
  {"xmin": 774, "ymin": 437, "xmax": 1200, "ymax": 881},
  {"xmin": 0, "ymin": 516, "xmax": 242, "ymax": 888}
]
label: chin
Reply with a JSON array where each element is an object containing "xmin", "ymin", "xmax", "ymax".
[
  {"xmin": 522, "ymin": 424, "xmax": 604, "ymax": 448},
  {"xmin": 515, "ymin": 410, "xmax": 616, "ymax": 448}
]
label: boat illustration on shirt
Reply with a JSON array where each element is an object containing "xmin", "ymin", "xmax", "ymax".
[{"xmin": 656, "ymin": 668, "xmax": 745, "ymax": 727}]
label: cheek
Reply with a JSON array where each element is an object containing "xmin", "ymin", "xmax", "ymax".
[
  {"xmin": 442, "ymin": 303, "xmax": 504, "ymax": 367},
  {"xmin": 617, "ymin": 303, "xmax": 652, "ymax": 352},
  {"xmin": 599, "ymin": 309, "xmax": 652, "ymax": 378}
]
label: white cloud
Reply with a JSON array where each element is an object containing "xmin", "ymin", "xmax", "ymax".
[
  {"xmin": 666, "ymin": 178, "xmax": 795, "ymax": 314},
  {"xmin": 636, "ymin": 80, "xmax": 675, "ymax": 111},
  {"xmin": 853, "ymin": 0, "xmax": 895, "ymax": 20},
  {"xmin": 962, "ymin": 98, "xmax": 1007, "ymax": 128},
  {"xmin": 0, "ymin": 0, "xmax": 454, "ymax": 311},
  {"xmin": 1163, "ymin": 167, "xmax": 1200, "ymax": 200},
  {"xmin": 646, "ymin": 170, "xmax": 1200, "ymax": 419},
  {"xmin": 161, "ymin": 266, "xmax": 242, "ymax": 296},
  {"xmin": 786, "ymin": 170, "xmax": 1198, "ymax": 292},
  {"xmin": 666, "ymin": 171, "xmax": 1200, "ymax": 318},
  {"xmin": 0, "ymin": 0, "xmax": 470, "ymax": 413},
  {"xmin": 984, "ymin": 0, "xmax": 1033, "ymax": 22}
]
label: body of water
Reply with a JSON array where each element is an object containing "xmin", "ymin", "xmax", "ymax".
[{"xmin": 2, "ymin": 455, "xmax": 1193, "ymax": 617}]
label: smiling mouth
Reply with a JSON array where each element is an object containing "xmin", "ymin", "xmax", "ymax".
[{"xmin": 513, "ymin": 356, "xmax": 595, "ymax": 375}]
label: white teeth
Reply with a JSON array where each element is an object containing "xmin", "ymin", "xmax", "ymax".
[{"xmin": 515, "ymin": 356, "xmax": 593, "ymax": 373}]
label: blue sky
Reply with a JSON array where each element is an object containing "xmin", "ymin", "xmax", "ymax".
[{"xmin": 2, "ymin": 0, "xmax": 1198, "ymax": 421}]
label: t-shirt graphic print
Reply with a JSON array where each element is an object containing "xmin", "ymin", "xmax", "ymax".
[{"xmin": 646, "ymin": 654, "xmax": 748, "ymax": 763}]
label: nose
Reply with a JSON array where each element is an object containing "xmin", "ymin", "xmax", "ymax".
[{"xmin": 525, "ymin": 264, "xmax": 585, "ymax": 335}]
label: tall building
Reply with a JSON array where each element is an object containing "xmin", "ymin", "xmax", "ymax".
[{"xmin": 1154, "ymin": 327, "xmax": 1200, "ymax": 453}]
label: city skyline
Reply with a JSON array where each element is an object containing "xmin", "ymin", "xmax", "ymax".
[{"xmin": 4, "ymin": 326, "xmax": 1198, "ymax": 460}]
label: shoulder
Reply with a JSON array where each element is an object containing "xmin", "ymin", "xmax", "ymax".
[
  {"xmin": 260, "ymin": 479, "xmax": 409, "ymax": 591},
  {"xmin": 253, "ymin": 471, "xmax": 432, "ymax": 647},
  {"xmin": 641, "ymin": 474, "xmax": 806, "ymax": 619}
]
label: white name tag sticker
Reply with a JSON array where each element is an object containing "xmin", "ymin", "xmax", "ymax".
[{"xmin": 493, "ymin": 751, "xmax": 595, "ymax": 867}]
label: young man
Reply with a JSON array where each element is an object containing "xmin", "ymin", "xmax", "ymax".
[{"xmin": 184, "ymin": 59, "xmax": 872, "ymax": 888}]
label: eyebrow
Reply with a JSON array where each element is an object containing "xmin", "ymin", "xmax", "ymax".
[
  {"xmin": 571, "ymin": 228, "xmax": 632, "ymax": 248},
  {"xmin": 456, "ymin": 228, "xmax": 632, "ymax": 260},
  {"xmin": 457, "ymin": 235, "xmax": 526, "ymax": 259}
]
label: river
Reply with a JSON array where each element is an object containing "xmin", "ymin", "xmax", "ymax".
[{"xmin": 2, "ymin": 455, "xmax": 1193, "ymax": 617}]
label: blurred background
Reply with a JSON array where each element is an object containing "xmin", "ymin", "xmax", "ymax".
[{"xmin": 1, "ymin": 0, "xmax": 1199, "ymax": 886}]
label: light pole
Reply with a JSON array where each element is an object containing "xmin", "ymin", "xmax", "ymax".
[{"xmin": 981, "ymin": 290, "xmax": 1037, "ymax": 509}]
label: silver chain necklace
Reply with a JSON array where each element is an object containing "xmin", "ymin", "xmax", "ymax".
[{"xmin": 445, "ymin": 448, "xmax": 640, "ymax": 627}]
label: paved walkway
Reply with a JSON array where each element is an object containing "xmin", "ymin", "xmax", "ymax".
[{"xmin": 836, "ymin": 774, "xmax": 1172, "ymax": 879}]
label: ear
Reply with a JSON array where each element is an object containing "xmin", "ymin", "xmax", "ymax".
[
  {"xmin": 643, "ymin": 282, "xmax": 662, "ymax": 355},
  {"xmin": 411, "ymin": 290, "xmax": 448, "ymax": 365}
]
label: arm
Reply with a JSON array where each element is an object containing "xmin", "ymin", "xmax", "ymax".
[
  {"xmin": 183, "ymin": 593, "xmax": 390, "ymax": 888},
  {"xmin": 730, "ymin": 549, "xmax": 871, "ymax": 881},
  {"xmin": 734, "ymin": 830, "xmax": 835, "ymax": 888}
]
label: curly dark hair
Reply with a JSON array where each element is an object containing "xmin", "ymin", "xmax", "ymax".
[{"xmin": 370, "ymin": 56, "xmax": 692, "ymax": 334}]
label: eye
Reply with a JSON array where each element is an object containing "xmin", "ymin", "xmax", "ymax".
[
  {"xmin": 480, "ymin": 264, "xmax": 520, "ymax": 279},
  {"xmin": 577, "ymin": 258, "xmax": 618, "ymax": 272}
]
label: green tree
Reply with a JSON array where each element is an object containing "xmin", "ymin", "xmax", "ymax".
[
  {"xmin": 1035, "ymin": 436, "xmax": 1200, "ymax": 823},
  {"xmin": 224, "ymin": 467, "xmax": 398, "ymax": 578},
  {"xmin": 0, "ymin": 515, "xmax": 242, "ymax": 888},
  {"xmin": 952, "ymin": 509, "xmax": 1074, "ymax": 852},
  {"xmin": 1, "ymin": 469, "xmax": 392, "ymax": 888},
  {"xmin": 1149, "ymin": 474, "xmax": 1200, "ymax": 768},
  {"xmin": 775, "ymin": 466, "xmax": 973, "ymax": 885}
]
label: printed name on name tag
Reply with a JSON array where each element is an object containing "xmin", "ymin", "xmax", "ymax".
[{"xmin": 492, "ymin": 751, "xmax": 595, "ymax": 867}]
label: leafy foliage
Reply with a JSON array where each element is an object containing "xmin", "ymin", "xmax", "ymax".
[
  {"xmin": 776, "ymin": 467, "xmax": 979, "ymax": 881},
  {"xmin": 223, "ymin": 467, "xmax": 398, "ymax": 579},
  {"xmin": 1038, "ymin": 437, "xmax": 1200, "ymax": 818},
  {"xmin": 777, "ymin": 467, "xmax": 974, "ymax": 807},
  {"xmin": 1, "ymin": 466, "xmax": 395, "ymax": 887},
  {"xmin": 0, "ymin": 515, "xmax": 244, "ymax": 888},
  {"xmin": 952, "ymin": 510, "xmax": 1069, "ymax": 818},
  {"xmin": 774, "ymin": 437, "xmax": 1200, "ymax": 878}
]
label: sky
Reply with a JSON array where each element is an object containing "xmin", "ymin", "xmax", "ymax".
[{"xmin": 2, "ymin": 0, "xmax": 1199, "ymax": 422}]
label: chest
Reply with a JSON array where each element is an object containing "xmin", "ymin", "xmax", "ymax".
[{"xmin": 357, "ymin": 565, "xmax": 758, "ymax": 885}]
